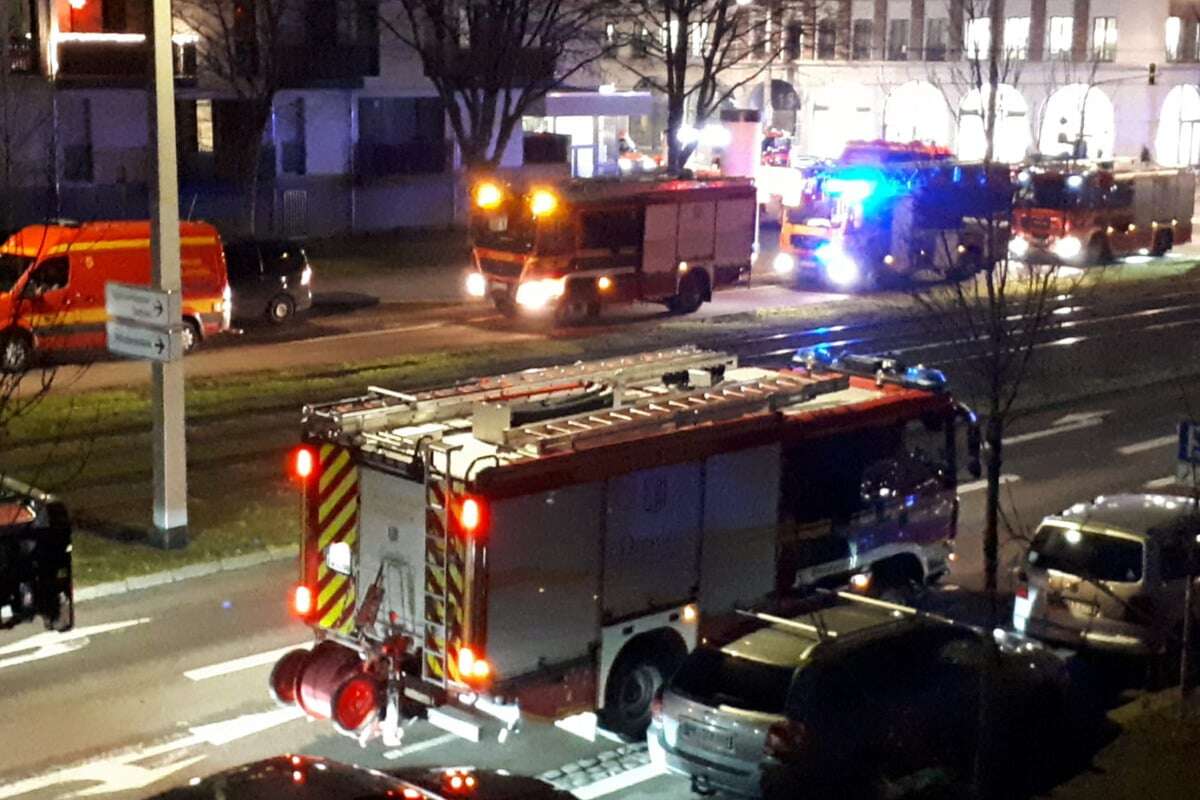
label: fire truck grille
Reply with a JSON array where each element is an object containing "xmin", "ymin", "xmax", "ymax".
[
  {"xmin": 790, "ymin": 234, "xmax": 827, "ymax": 250},
  {"xmin": 479, "ymin": 259, "xmax": 523, "ymax": 279}
]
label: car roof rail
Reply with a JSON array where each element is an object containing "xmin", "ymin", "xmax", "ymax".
[
  {"xmin": 736, "ymin": 609, "xmax": 838, "ymax": 641},
  {"xmin": 820, "ymin": 589, "xmax": 962, "ymax": 628}
]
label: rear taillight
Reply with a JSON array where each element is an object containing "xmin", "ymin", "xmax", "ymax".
[
  {"xmin": 291, "ymin": 446, "xmax": 315, "ymax": 481},
  {"xmin": 456, "ymin": 645, "xmax": 493, "ymax": 686},
  {"xmin": 292, "ymin": 584, "xmax": 314, "ymax": 617},
  {"xmin": 765, "ymin": 719, "xmax": 808, "ymax": 758},
  {"xmin": 1014, "ymin": 583, "xmax": 1029, "ymax": 600},
  {"xmin": 651, "ymin": 688, "xmax": 664, "ymax": 722}
]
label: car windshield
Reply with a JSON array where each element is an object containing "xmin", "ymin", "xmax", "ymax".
[
  {"xmin": 1017, "ymin": 176, "xmax": 1079, "ymax": 209},
  {"xmin": 0, "ymin": 252, "xmax": 33, "ymax": 292},
  {"xmin": 472, "ymin": 208, "xmax": 538, "ymax": 253},
  {"xmin": 669, "ymin": 647, "xmax": 794, "ymax": 714},
  {"xmin": 1028, "ymin": 525, "xmax": 1144, "ymax": 583}
]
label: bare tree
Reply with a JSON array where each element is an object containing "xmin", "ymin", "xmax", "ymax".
[
  {"xmin": 176, "ymin": 0, "xmax": 297, "ymax": 234},
  {"xmin": 615, "ymin": 0, "xmax": 795, "ymax": 172},
  {"xmin": 379, "ymin": 0, "xmax": 610, "ymax": 172}
]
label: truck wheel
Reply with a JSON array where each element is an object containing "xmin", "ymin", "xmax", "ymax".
[
  {"xmin": 669, "ymin": 273, "xmax": 706, "ymax": 315},
  {"xmin": 266, "ymin": 294, "xmax": 295, "ymax": 324},
  {"xmin": 0, "ymin": 330, "xmax": 32, "ymax": 374},
  {"xmin": 601, "ymin": 657, "xmax": 666, "ymax": 740},
  {"xmin": 1151, "ymin": 230, "xmax": 1173, "ymax": 257},
  {"xmin": 181, "ymin": 319, "xmax": 202, "ymax": 354}
]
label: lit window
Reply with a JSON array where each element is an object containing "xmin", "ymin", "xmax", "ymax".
[
  {"xmin": 1048, "ymin": 16, "xmax": 1073, "ymax": 59},
  {"xmin": 1166, "ymin": 16, "xmax": 1182, "ymax": 62},
  {"xmin": 691, "ymin": 21, "xmax": 709, "ymax": 57},
  {"xmin": 1004, "ymin": 17, "xmax": 1029, "ymax": 59},
  {"xmin": 663, "ymin": 19, "xmax": 679, "ymax": 50},
  {"xmin": 966, "ymin": 17, "xmax": 990, "ymax": 59},
  {"xmin": 1091, "ymin": 17, "xmax": 1116, "ymax": 62},
  {"xmin": 196, "ymin": 99, "xmax": 213, "ymax": 154}
]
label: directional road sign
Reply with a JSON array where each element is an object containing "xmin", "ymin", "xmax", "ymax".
[
  {"xmin": 105, "ymin": 282, "xmax": 180, "ymax": 327},
  {"xmin": 105, "ymin": 319, "xmax": 184, "ymax": 363}
]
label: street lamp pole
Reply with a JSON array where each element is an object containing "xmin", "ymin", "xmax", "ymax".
[{"xmin": 147, "ymin": 0, "xmax": 189, "ymax": 549}]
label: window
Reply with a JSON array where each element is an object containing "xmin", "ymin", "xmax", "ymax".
[
  {"xmin": 691, "ymin": 21, "xmax": 709, "ymax": 57},
  {"xmin": 1005, "ymin": 16, "xmax": 1030, "ymax": 59},
  {"xmin": 670, "ymin": 647, "xmax": 795, "ymax": 715},
  {"xmin": 852, "ymin": 19, "xmax": 873, "ymax": 60},
  {"xmin": 817, "ymin": 18, "xmax": 837, "ymax": 59},
  {"xmin": 632, "ymin": 24, "xmax": 650, "ymax": 57},
  {"xmin": 28, "ymin": 258, "xmax": 69, "ymax": 294},
  {"xmin": 1048, "ymin": 16, "xmax": 1073, "ymax": 59},
  {"xmin": 223, "ymin": 244, "xmax": 262, "ymax": 280},
  {"xmin": 966, "ymin": 17, "xmax": 990, "ymax": 59},
  {"xmin": 196, "ymin": 99, "xmax": 214, "ymax": 154},
  {"xmin": 356, "ymin": 97, "xmax": 446, "ymax": 176},
  {"xmin": 887, "ymin": 18, "xmax": 909, "ymax": 61},
  {"xmin": 1166, "ymin": 16, "xmax": 1182, "ymax": 61},
  {"xmin": 755, "ymin": 12, "xmax": 774, "ymax": 59},
  {"xmin": 604, "ymin": 21, "xmax": 616, "ymax": 46},
  {"xmin": 281, "ymin": 98, "xmax": 306, "ymax": 176},
  {"xmin": 1028, "ymin": 525, "xmax": 1144, "ymax": 583},
  {"xmin": 1092, "ymin": 17, "xmax": 1117, "ymax": 61},
  {"xmin": 662, "ymin": 19, "xmax": 679, "ymax": 50},
  {"xmin": 925, "ymin": 18, "xmax": 947, "ymax": 61},
  {"xmin": 786, "ymin": 20, "xmax": 803, "ymax": 60}
]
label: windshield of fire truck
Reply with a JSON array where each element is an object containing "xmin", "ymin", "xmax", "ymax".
[
  {"xmin": 0, "ymin": 253, "xmax": 34, "ymax": 292},
  {"xmin": 471, "ymin": 207, "xmax": 572, "ymax": 255},
  {"xmin": 1016, "ymin": 175, "xmax": 1082, "ymax": 210}
]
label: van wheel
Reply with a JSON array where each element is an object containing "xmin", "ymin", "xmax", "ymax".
[
  {"xmin": 181, "ymin": 319, "xmax": 202, "ymax": 354},
  {"xmin": 267, "ymin": 294, "xmax": 296, "ymax": 324},
  {"xmin": 0, "ymin": 330, "xmax": 32, "ymax": 374},
  {"xmin": 668, "ymin": 272, "xmax": 706, "ymax": 315},
  {"xmin": 1151, "ymin": 229, "xmax": 1173, "ymax": 257}
]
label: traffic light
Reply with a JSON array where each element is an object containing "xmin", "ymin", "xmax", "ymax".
[{"xmin": 1149, "ymin": 62, "xmax": 1157, "ymax": 85}]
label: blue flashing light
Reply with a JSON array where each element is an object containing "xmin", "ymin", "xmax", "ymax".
[
  {"xmin": 793, "ymin": 344, "xmax": 836, "ymax": 369},
  {"xmin": 824, "ymin": 177, "xmax": 877, "ymax": 202},
  {"xmin": 903, "ymin": 365, "xmax": 948, "ymax": 390}
]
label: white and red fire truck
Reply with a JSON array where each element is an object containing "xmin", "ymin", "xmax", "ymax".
[
  {"xmin": 1010, "ymin": 161, "xmax": 1195, "ymax": 264},
  {"xmin": 269, "ymin": 346, "xmax": 980, "ymax": 745},
  {"xmin": 463, "ymin": 176, "xmax": 756, "ymax": 320}
]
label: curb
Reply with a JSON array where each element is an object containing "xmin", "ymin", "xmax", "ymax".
[{"xmin": 74, "ymin": 543, "xmax": 299, "ymax": 603}]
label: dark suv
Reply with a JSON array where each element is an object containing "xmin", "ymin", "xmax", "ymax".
[{"xmin": 224, "ymin": 240, "xmax": 313, "ymax": 324}]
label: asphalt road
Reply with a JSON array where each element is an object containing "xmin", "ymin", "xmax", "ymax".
[{"xmin": 1, "ymin": 342, "xmax": 1197, "ymax": 799}]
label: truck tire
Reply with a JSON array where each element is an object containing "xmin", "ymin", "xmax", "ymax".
[
  {"xmin": 600, "ymin": 638, "xmax": 686, "ymax": 740},
  {"xmin": 1151, "ymin": 229, "xmax": 1173, "ymax": 257},
  {"xmin": 0, "ymin": 329, "xmax": 32, "ymax": 374},
  {"xmin": 668, "ymin": 272, "xmax": 706, "ymax": 315},
  {"xmin": 181, "ymin": 319, "xmax": 202, "ymax": 354}
]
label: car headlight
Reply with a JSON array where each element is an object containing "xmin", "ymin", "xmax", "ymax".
[
  {"xmin": 465, "ymin": 271, "xmax": 487, "ymax": 298},
  {"xmin": 514, "ymin": 278, "xmax": 564, "ymax": 309},
  {"xmin": 772, "ymin": 252, "xmax": 795, "ymax": 274},
  {"xmin": 1008, "ymin": 236, "xmax": 1029, "ymax": 257},
  {"xmin": 817, "ymin": 243, "xmax": 860, "ymax": 287},
  {"xmin": 325, "ymin": 541, "xmax": 352, "ymax": 575},
  {"xmin": 1052, "ymin": 235, "xmax": 1082, "ymax": 260}
]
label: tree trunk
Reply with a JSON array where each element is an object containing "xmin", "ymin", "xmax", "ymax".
[
  {"xmin": 239, "ymin": 100, "xmax": 273, "ymax": 237},
  {"xmin": 984, "ymin": 415, "xmax": 1004, "ymax": 608}
]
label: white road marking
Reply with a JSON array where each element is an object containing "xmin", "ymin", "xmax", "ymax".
[
  {"xmin": 382, "ymin": 733, "xmax": 458, "ymax": 760},
  {"xmin": 0, "ymin": 617, "xmax": 151, "ymax": 672},
  {"xmin": 958, "ymin": 474, "xmax": 1021, "ymax": 494},
  {"xmin": 183, "ymin": 642, "xmax": 312, "ymax": 682},
  {"xmin": 1145, "ymin": 476, "xmax": 1179, "ymax": 489},
  {"xmin": 571, "ymin": 763, "xmax": 666, "ymax": 799},
  {"xmin": 290, "ymin": 320, "xmax": 446, "ymax": 346},
  {"xmin": 1002, "ymin": 410, "xmax": 1109, "ymax": 446},
  {"xmin": 1117, "ymin": 434, "xmax": 1178, "ymax": 456},
  {"xmin": 0, "ymin": 706, "xmax": 306, "ymax": 799}
]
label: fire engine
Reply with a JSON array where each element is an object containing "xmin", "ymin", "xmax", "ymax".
[
  {"xmin": 269, "ymin": 345, "xmax": 981, "ymax": 745},
  {"xmin": 774, "ymin": 151, "xmax": 1009, "ymax": 290},
  {"xmin": 463, "ymin": 176, "xmax": 756, "ymax": 320},
  {"xmin": 1010, "ymin": 161, "xmax": 1195, "ymax": 264}
]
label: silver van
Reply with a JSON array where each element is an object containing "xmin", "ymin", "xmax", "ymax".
[{"xmin": 1013, "ymin": 493, "xmax": 1200, "ymax": 655}]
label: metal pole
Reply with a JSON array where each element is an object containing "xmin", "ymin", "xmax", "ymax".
[{"xmin": 148, "ymin": 0, "xmax": 188, "ymax": 549}]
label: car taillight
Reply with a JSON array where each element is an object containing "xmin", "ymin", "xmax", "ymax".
[
  {"xmin": 1014, "ymin": 583, "xmax": 1029, "ymax": 600},
  {"xmin": 765, "ymin": 719, "xmax": 808, "ymax": 759}
]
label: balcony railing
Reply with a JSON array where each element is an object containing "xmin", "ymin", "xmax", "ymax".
[{"xmin": 53, "ymin": 34, "xmax": 197, "ymax": 82}]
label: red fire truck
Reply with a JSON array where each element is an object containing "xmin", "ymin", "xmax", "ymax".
[
  {"xmin": 269, "ymin": 346, "xmax": 980, "ymax": 745},
  {"xmin": 463, "ymin": 176, "xmax": 756, "ymax": 321},
  {"xmin": 1010, "ymin": 162, "xmax": 1195, "ymax": 264}
]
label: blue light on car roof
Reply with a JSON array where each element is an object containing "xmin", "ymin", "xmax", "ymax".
[
  {"xmin": 793, "ymin": 344, "xmax": 836, "ymax": 368},
  {"xmin": 903, "ymin": 365, "xmax": 947, "ymax": 390}
]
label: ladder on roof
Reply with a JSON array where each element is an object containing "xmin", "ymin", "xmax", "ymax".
[
  {"xmin": 305, "ymin": 346, "xmax": 737, "ymax": 438},
  {"xmin": 504, "ymin": 372, "xmax": 850, "ymax": 455}
]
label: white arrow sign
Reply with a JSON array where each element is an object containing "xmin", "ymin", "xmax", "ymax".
[
  {"xmin": 1003, "ymin": 410, "xmax": 1110, "ymax": 446},
  {"xmin": 106, "ymin": 319, "xmax": 184, "ymax": 363},
  {"xmin": 0, "ymin": 617, "xmax": 151, "ymax": 672},
  {"xmin": 105, "ymin": 282, "xmax": 180, "ymax": 328}
]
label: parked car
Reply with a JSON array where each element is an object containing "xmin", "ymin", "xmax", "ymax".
[
  {"xmin": 148, "ymin": 755, "xmax": 574, "ymax": 800},
  {"xmin": 648, "ymin": 597, "xmax": 1073, "ymax": 798},
  {"xmin": 224, "ymin": 240, "xmax": 313, "ymax": 324},
  {"xmin": 1014, "ymin": 493, "xmax": 1200, "ymax": 660}
]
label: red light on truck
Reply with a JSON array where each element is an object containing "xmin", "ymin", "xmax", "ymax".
[
  {"xmin": 292, "ymin": 447, "xmax": 315, "ymax": 480},
  {"xmin": 457, "ymin": 646, "xmax": 492, "ymax": 683},
  {"xmin": 459, "ymin": 497, "xmax": 482, "ymax": 534},
  {"xmin": 293, "ymin": 585, "xmax": 314, "ymax": 617}
]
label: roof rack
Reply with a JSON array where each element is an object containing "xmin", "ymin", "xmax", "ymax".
[{"xmin": 737, "ymin": 609, "xmax": 837, "ymax": 641}]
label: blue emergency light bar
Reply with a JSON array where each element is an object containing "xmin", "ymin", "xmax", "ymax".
[{"xmin": 793, "ymin": 346, "xmax": 948, "ymax": 392}]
